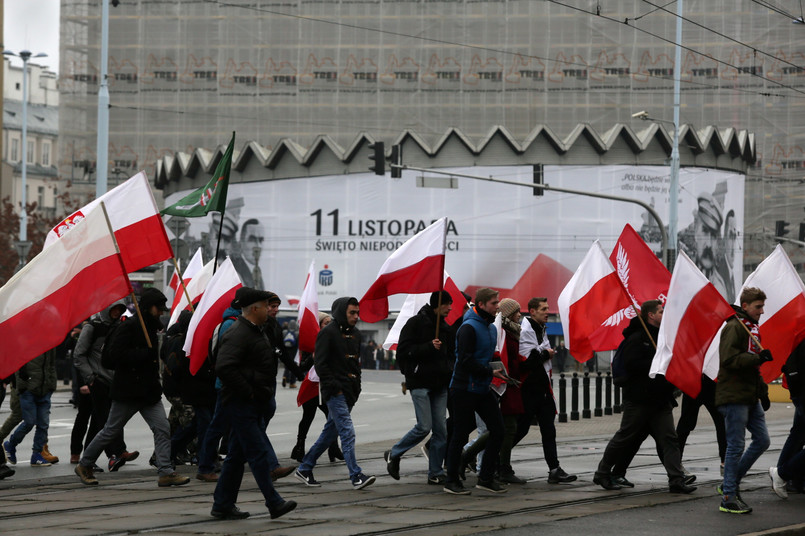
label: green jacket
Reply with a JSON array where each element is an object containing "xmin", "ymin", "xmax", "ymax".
[
  {"xmin": 16, "ymin": 349, "xmax": 58, "ymax": 397},
  {"xmin": 715, "ymin": 308, "xmax": 767, "ymax": 407}
]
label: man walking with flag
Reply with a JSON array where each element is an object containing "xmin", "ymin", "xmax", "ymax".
[{"xmin": 717, "ymin": 287, "xmax": 772, "ymax": 514}]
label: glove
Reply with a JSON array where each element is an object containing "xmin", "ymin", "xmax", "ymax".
[
  {"xmin": 759, "ymin": 349, "xmax": 773, "ymax": 363},
  {"xmin": 761, "ymin": 394, "xmax": 771, "ymax": 411}
]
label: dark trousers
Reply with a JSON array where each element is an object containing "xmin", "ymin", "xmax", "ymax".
[
  {"xmin": 778, "ymin": 396, "xmax": 805, "ymax": 484},
  {"xmin": 198, "ymin": 393, "xmax": 230, "ymax": 475},
  {"xmin": 70, "ymin": 391, "xmax": 93, "ymax": 455},
  {"xmin": 213, "ymin": 399, "xmax": 284, "ymax": 511},
  {"xmin": 676, "ymin": 378, "xmax": 726, "ymax": 462},
  {"xmin": 87, "ymin": 381, "xmax": 125, "ymax": 458},
  {"xmin": 445, "ymin": 388, "xmax": 504, "ymax": 483},
  {"xmin": 596, "ymin": 400, "xmax": 685, "ymax": 484},
  {"xmin": 514, "ymin": 389, "xmax": 559, "ymax": 470}
]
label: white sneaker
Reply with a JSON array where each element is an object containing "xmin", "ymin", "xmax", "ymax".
[{"xmin": 769, "ymin": 467, "xmax": 788, "ymax": 499}]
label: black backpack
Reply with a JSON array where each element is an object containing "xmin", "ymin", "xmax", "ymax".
[{"xmin": 611, "ymin": 338, "xmax": 629, "ymax": 386}]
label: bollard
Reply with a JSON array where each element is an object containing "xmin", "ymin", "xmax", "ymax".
[
  {"xmin": 571, "ymin": 373, "xmax": 580, "ymax": 421},
  {"xmin": 604, "ymin": 372, "xmax": 613, "ymax": 415},
  {"xmin": 594, "ymin": 372, "xmax": 603, "ymax": 417},
  {"xmin": 558, "ymin": 373, "xmax": 568, "ymax": 423},
  {"xmin": 613, "ymin": 374, "xmax": 622, "ymax": 414},
  {"xmin": 582, "ymin": 372, "xmax": 591, "ymax": 419}
]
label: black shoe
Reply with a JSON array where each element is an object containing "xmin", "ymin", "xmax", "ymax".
[
  {"xmin": 720, "ymin": 495, "xmax": 751, "ymax": 514},
  {"xmin": 269, "ymin": 500, "xmax": 297, "ymax": 519},
  {"xmin": 683, "ymin": 474, "xmax": 697, "ymax": 486},
  {"xmin": 612, "ymin": 476, "xmax": 635, "ymax": 488},
  {"xmin": 328, "ymin": 444, "xmax": 344, "ymax": 463},
  {"xmin": 290, "ymin": 443, "xmax": 305, "ymax": 463},
  {"xmin": 498, "ymin": 467, "xmax": 527, "ymax": 484},
  {"xmin": 0, "ymin": 464, "xmax": 14, "ymax": 480},
  {"xmin": 669, "ymin": 481, "xmax": 697, "ymax": 494},
  {"xmin": 211, "ymin": 506, "xmax": 250, "ymax": 520},
  {"xmin": 427, "ymin": 474, "xmax": 446, "ymax": 485},
  {"xmin": 548, "ymin": 467, "xmax": 577, "ymax": 483},
  {"xmin": 384, "ymin": 450, "xmax": 400, "ymax": 480},
  {"xmin": 593, "ymin": 474, "xmax": 622, "ymax": 490},
  {"xmin": 295, "ymin": 468, "xmax": 321, "ymax": 487},
  {"xmin": 476, "ymin": 478, "xmax": 508, "ymax": 493},
  {"xmin": 351, "ymin": 473, "xmax": 376, "ymax": 490},
  {"xmin": 443, "ymin": 480, "xmax": 471, "ymax": 495}
]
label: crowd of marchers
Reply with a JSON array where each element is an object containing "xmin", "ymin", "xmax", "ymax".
[{"xmin": 1, "ymin": 285, "xmax": 804, "ymax": 520}]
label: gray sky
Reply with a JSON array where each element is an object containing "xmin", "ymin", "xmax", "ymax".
[{"xmin": 4, "ymin": 0, "xmax": 61, "ymax": 73}]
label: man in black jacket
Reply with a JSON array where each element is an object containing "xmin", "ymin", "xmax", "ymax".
[
  {"xmin": 75, "ymin": 288, "xmax": 189, "ymax": 488},
  {"xmin": 211, "ymin": 288, "xmax": 297, "ymax": 521},
  {"xmin": 593, "ymin": 300, "xmax": 695, "ymax": 494},
  {"xmin": 385, "ymin": 291, "xmax": 453, "ymax": 485},
  {"xmin": 295, "ymin": 297, "xmax": 376, "ymax": 490}
]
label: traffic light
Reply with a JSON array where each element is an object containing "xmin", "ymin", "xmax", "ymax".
[
  {"xmin": 775, "ymin": 220, "xmax": 790, "ymax": 241},
  {"xmin": 390, "ymin": 144, "xmax": 402, "ymax": 179},
  {"xmin": 368, "ymin": 142, "xmax": 385, "ymax": 175},
  {"xmin": 533, "ymin": 164, "xmax": 544, "ymax": 196}
]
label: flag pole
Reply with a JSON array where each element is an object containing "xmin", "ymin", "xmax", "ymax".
[
  {"xmin": 99, "ymin": 202, "xmax": 152, "ymax": 348},
  {"xmin": 734, "ymin": 314, "xmax": 765, "ymax": 351},
  {"xmin": 212, "ymin": 210, "xmax": 224, "ymax": 276},
  {"xmin": 434, "ymin": 218, "xmax": 448, "ymax": 340},
  {"xmin": 172, "ymin": 257, "xmax": 195, "ymax": 312}
]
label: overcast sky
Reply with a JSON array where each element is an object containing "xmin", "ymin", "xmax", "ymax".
[{"xmin": 4, "ymin": 0, "xmax": 61, "ymax": 73}]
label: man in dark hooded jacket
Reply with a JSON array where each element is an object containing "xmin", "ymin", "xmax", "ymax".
[
  {"xmin": 295, "ymin": 297, "xmax": 376, "ymax": 490},
  {"xmin": 593, "ymin": 300, "xmax": 695, "ymax": 494},
  {"xmin": 75, "ymin": 288, "xmax": 189, "ymax": 488}
]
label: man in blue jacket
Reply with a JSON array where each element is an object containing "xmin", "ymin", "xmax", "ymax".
[{"xmin": 443, "ymin": 288, "xmax": 507, "ymax": 495}]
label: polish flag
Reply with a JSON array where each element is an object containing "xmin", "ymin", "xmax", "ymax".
[
  {"xmin": 557, "ymin": 241, "xmax": 633, "ymax": 361},
  {"xmin": 597, "ymin": 224, "xmax": 671, "ymax": 340},
  {"xmin": 168, "ymin": 258, "xmax": 215, "ymax": 327},
  {"xmin": 742, "ymin": 244, "xmax": 805, "ymax": 382},
  {"xmin": 0, "ymin": 205, "xmax": 132, "ymax": 378},
  {"xmin": 169, "ymin": 248, "xmax": 204, "ymax": 317},
  {"xmin": 44, "ymin": 171, "xmax": 173, "ymax": 273},
  {"xmin": 360, "ymin": 217, "xmax": 447, "ymax": 323},
  {"xmin": 650, "ymin": 251, "xmax": 735, "ymax": 398},
  {"xmin": 168, "ymin": 263, "xmax": 180, "ymax": 291},
  {"xmin": 296, "ymin": 261, "xmax": 321, "ymax": 354},
  {"xmin": 382, "ymin": 272, "xmax": 465, "ymax": 351},
  {"xmin": 184, "ymin": 258, "xmax": 242, "ymax": 375}
]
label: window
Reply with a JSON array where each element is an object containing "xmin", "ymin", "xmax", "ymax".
[
  {"xmin": 38, "ymin": 186, "xmax": 45, "ymax": 208},
  {"xmin": 27, "ymin": 141, "xmax": 34, "ymax": 164},
  {"xmin": 42, "ymin": 142, "xmax": 51, "ymax": 167},
  {"xmin": 11, "ymin": 139, "xmax": 19, "ymax": 162}
]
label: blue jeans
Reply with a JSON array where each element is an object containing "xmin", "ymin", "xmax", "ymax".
[
  {"xmin": 777, "ymin": 396, "xmax": 805, "ymax": 482},
  {"xmin": 390, "ymin": 386, "xmax": 448, "ymax": 478},
  {"xmin": 261, "ymin": 396, "xmax": 280, "ymax": 471},
  {"xmin": 213, "ymin": 399, "xmax": 284, "ymax": 511},
  {"xmin": 198, "ymin": 394, "xmax": 229, "ymax": 475},
  {"xmin": 719, "ymin": 402, "xmax": 770, "ymax": 496},
  {"xmin": 9, "ymin": 391, "xmax": 52, "ymax": 453},
  {"xmin": 299, "ymin": 394, "xmax": 362, "ymax": 478}
]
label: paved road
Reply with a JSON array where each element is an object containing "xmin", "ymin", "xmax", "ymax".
[{"xmin": 0, "ymin": 370, "xmax": 803, "ymax": 535}]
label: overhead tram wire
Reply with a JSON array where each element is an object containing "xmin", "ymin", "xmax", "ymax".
[{"xmin": 200, "ymin": 0, "xmax": 797, "ymax": 100}]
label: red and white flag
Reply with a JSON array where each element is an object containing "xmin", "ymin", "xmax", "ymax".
[
  {"xmin": 0, "ymin": 205, "xmax": 132, "ymax": 378},
  {"xmin": 360, "ymin": 217, "xmax": 447, "ymax": 323},
  {"xmin": 650, "ymin": 251, "xmax": 735, "ymax": 398},
  {"xmin": 557, "ymin": 241, "xmax": 633, "ymax": 361},
  {"xmin": 382, "ymin": 272, "xmax": 465, "ymax": 350},
  {"xmin": 297, "ymin": 261, "xmax": 321, "ymax": 354},
  {"xmin": 44, "ymin": 171, "xmax": 173, "ymax": 273},
  {"xmin": 599, "ymin": 224, "xmax": 671, "ymax": 337},
  {"xmin": 168, "ymin": 262, "xmax": 180, "ymax": 292},
  {"xmin": 743, "ymin": 244, "xmax": 805, "ymax": 383},
  {"xmin": 184, "ymin": 257, "xmax": 242, "ymax": 375},
  {"xmin": 168, "ymin": 258, "xmax": 215, "ymax": 327},
  {"xmin": 169, "ymin": 248, "xmax": 204, "ymax": 317}
]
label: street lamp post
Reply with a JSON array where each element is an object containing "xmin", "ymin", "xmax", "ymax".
[{"xmin": 3, "ymin": 49, "xmax": 47, "ymax": 270}]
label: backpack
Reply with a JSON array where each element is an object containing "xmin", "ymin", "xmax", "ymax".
[
  {"xmin": 99, "ymin": 320, "xmax": 124, "ymax": 370},
  {"xmin": 207, "ymin": 316, "xmax": 238, "ymax": 369},
  {"xmin": 611, "ymin": 338, "xmax": 629, "ymax": 386}
]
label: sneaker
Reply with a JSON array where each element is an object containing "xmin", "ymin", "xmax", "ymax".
[
  {"xmin": 41, "ymin": 444, "xmax": 59, "ymax": 464},
  {"xmin": 683, "ymin": 474, "xmax": 697, "ymax": 486},
  {"xmin": 443, "ymin": 480, "xmax": 471, "ymax": 495},
  {"xmin": 269, "ymin": 499, "xmax": 297, "ymax": 520},
  {"xmin": 0, "ymin": 464, "xmax": 14, "ymax": 480},
  {"xmin": 769, "ymin": 467, "xmax": 788, "ymax": 499},
  {"xmin": 210, "ymin": 506, "xmax": 250, "ymax": 520},
  {"xmin": 384, "ymin": 450, "xmax": 400, "ymax": 480},
  {"xmin": 352, "ymin": 473, "xmax": 376, "ymax": 490},
  {"xmin": 270, "ymin": 465, "xmax": 296, "ymax": 481},
  {"xmin": 108, "ymin": 455, "xmax": 126, "ymax": 472},
  {"xmin": 158, "ymin": 472, "xmax": 191, "ymax": 487},
  {"xmin": 3, "ymin": 441, "xmax": 16, "ymax": 465},
  {"xmin": 30, "ymin": 452, "xmax": 52, "ymax": 467},
  {"xmin": 196, "ymin": 472, "xmax": 219, "ymax": 482},
  {"xmin": 476, "ymin": 478, "xmax": 508, "ymax": 493},
  {"xmin": 295, "ymin": 468, "xmax": 321, "ymax": 487},
  {"xmin": 120, "ymin": 450, "xmax": 140, "ymax": 462},
  {"xmin": 75, "ymin": 464, "xmax": 98, "ymax": 485},
  {"xmin": 498, "ymin": 467, "xmax": 527, "ymax": 484},
  {"xmin": 719, "ymin": 495, "xmax": 752, "ymax": 514},
  {"xmin": 612, "ymin": 476, "xmax": 634, "ymax": 488},
  {"xmin": 669, "ymin": 481, "xmax": 697, "ymax": 494},
  {"xmin": 427, "ymin": 474, "xmax": 446, "ymax": 485},
  {"xmin": 548, "ymin": 466, "xmax": 577, "ymax": 483}
]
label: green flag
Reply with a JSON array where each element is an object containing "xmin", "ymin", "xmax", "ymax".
[{"xmin": 161, "ymin": 132, "xmax": 235, "ymax": 217}]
